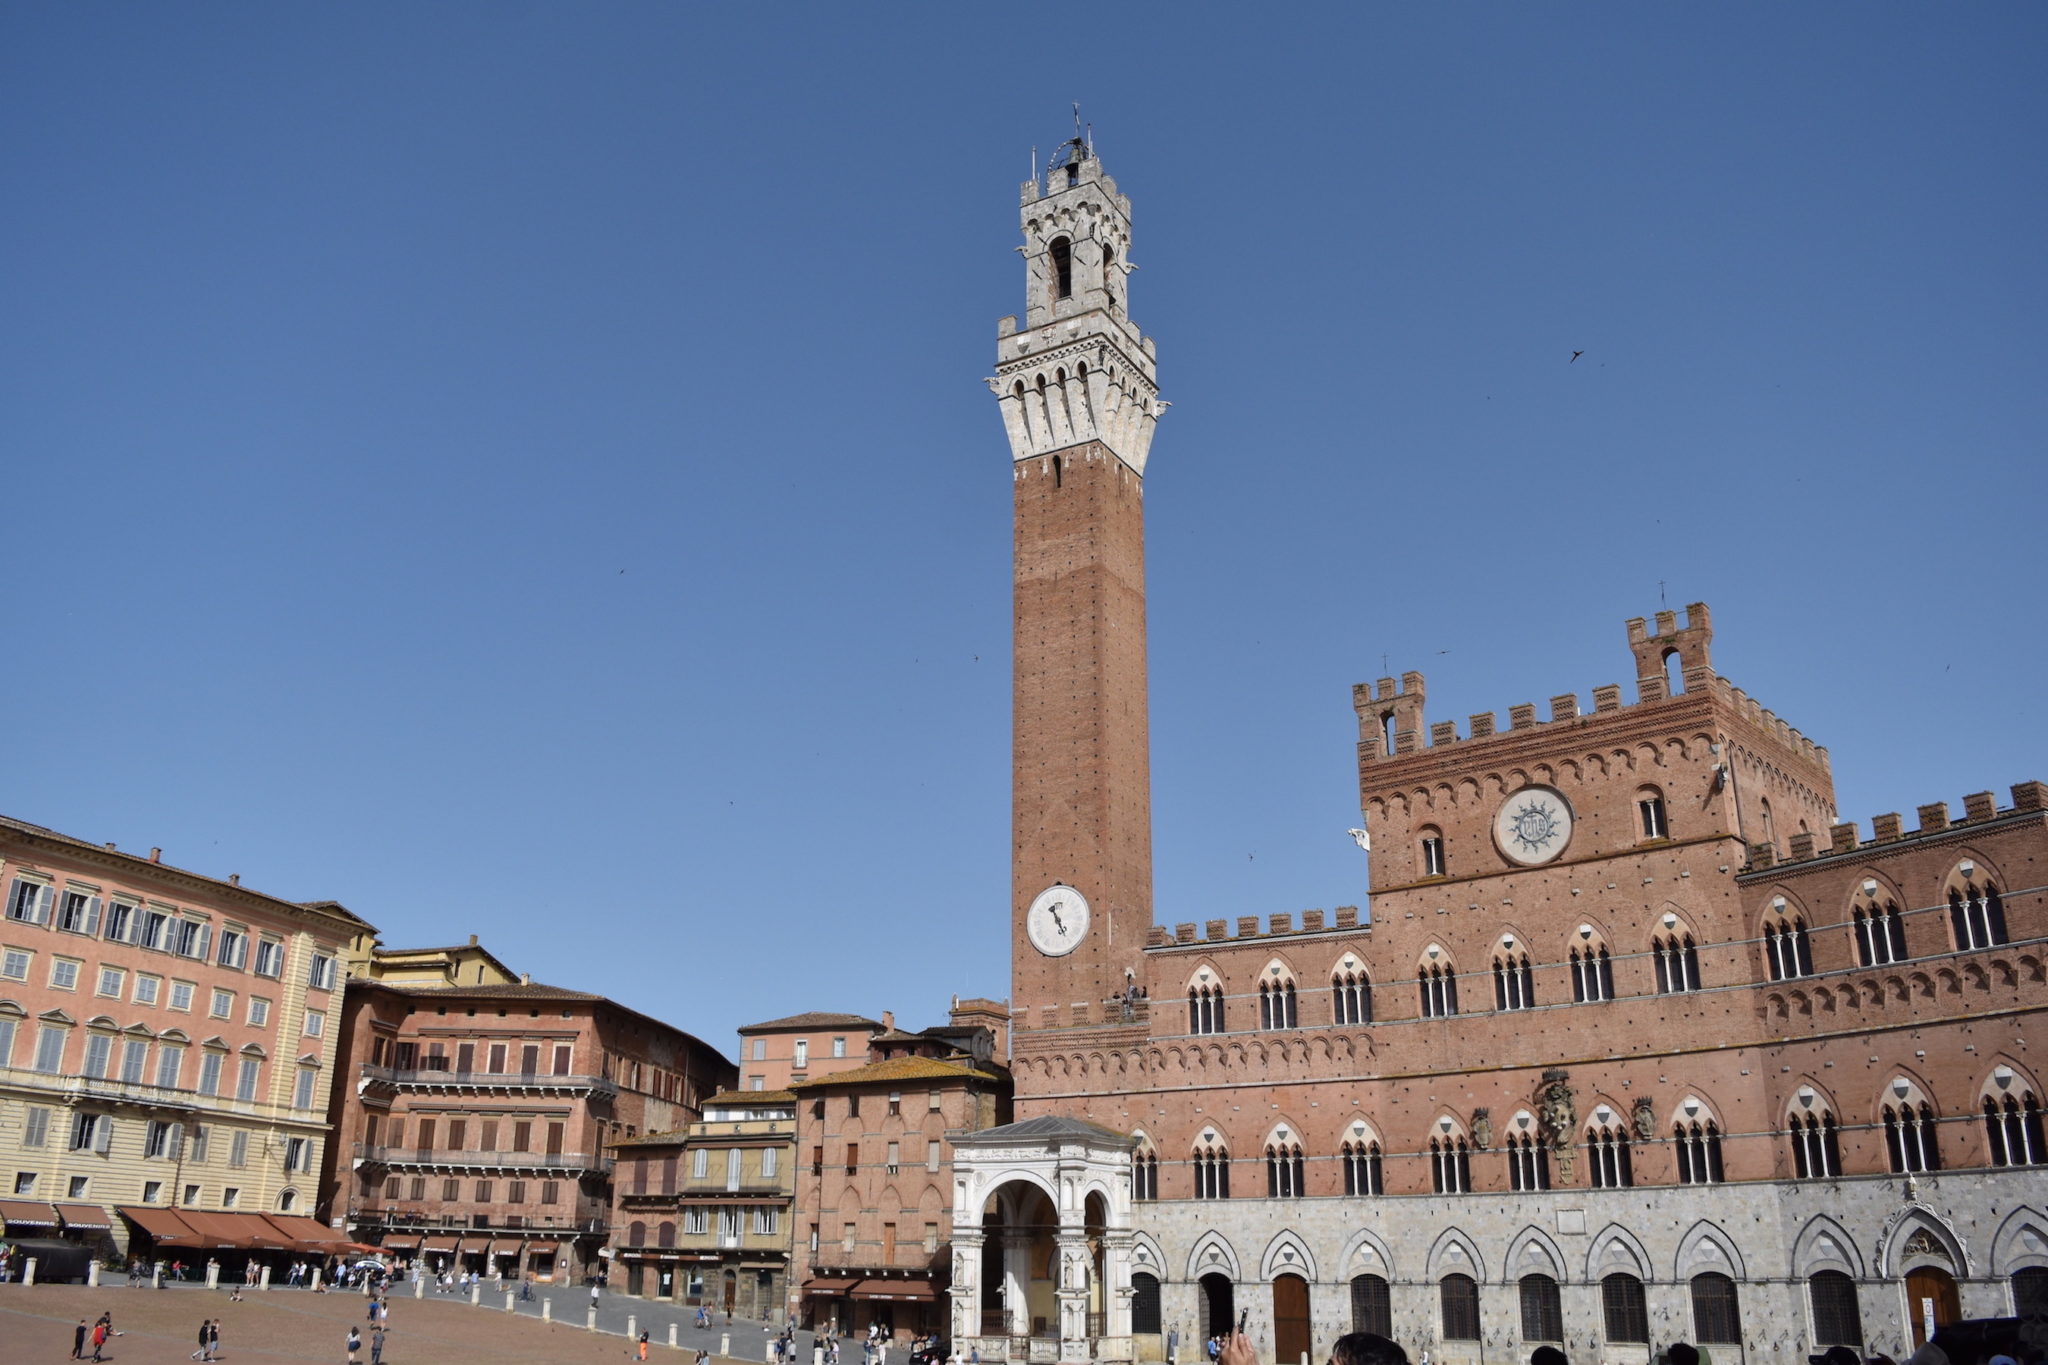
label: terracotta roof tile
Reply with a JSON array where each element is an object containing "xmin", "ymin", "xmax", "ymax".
[
  {"xmin": 739, "ymin": 1012, "xmax": 883, "ymax": 1032},
  {"xmin": 787, "ymin": 1055, "xmax": 1004, "ymax": 1090}
]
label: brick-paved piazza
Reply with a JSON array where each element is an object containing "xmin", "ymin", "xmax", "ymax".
[{"xmin": 1, "ymin": 1284, "xmax": 776, "ymax": 1365}]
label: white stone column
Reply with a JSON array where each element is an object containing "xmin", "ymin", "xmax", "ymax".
[
  {"xmin": 949, "ymin": 1230, "xmax": 984, "ymax": 1344},
  {"xmin": 1101, "ymin": 1231, "xmax": 1135, "ymax": 1338},
  {"xmin": 1001, "ymin": 1232, "xmax": 1031, "ymax": 1337},
  {"xmin": 1054, "ymin": 1233, "xmax": 1092, "ymax": 1364}
]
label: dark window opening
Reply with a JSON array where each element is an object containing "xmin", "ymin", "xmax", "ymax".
[{"xmin": 1049, "ymin": 237, "xmax": 1073, "ymax": 299}]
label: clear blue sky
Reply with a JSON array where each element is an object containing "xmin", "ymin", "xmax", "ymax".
[{"xmin": 4, "ymin": 5, "xmax": 2042, "ymax": 1060}]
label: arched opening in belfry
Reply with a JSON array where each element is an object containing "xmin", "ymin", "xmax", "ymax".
[
  {"xmin": 1049, "ymin": 237, "xmax": 1073, "ymax": 300},
  {"xmin": 1663, "ymin": 647, "xmax": 1685, "ymax": 696},
  {"xmin": 1381, "ymin": 713, "xmax": 1397, "ymax": 754},
  {"xmin": 1053, "ymin": 455, "xmax": 1063, "ymax": 489},
  {"xmin": 980, "ymin": 1181, "xmax": 1058, "ymax": 1338}
]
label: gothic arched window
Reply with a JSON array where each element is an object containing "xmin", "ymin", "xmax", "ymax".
[
  {"xmin": 1331, "ymin": 969, "xmax": 1372, "ymax": 1025},
  {"xmin": 1048, "ymin": 237, "xmax": 1073, "ymax": 300},
  {"xmin": 1341, "ymin": 1140, "xmax": 1383, "ymax": 1195}
]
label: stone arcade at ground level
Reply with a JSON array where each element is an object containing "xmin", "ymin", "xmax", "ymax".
[{"xmin": 950, "ymin": 1117, "xmax": 1140, "ymax": 1364}]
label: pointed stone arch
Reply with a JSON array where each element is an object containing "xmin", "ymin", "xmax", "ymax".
[
  {"xmin": 1875, "ymin": 1203, "xmax": 1972, "ymax": 1277},
  {"xmin": 1989, "ymin": 1205, "xmax": 2048, "ymax": 1276},
  {"xmin": 1425, "ymin": 1226, "xmax": 1486, "ymax": 1283},
  {"xmin": 1791, "ymin": 1213, "xmax": 1865, "ymax": 1279},
  {"xmin": 1126, "ymin": 1230, "xmax": 1169, "ymax": 1284},
  {"xmin": 1258, "ymin": 1229, "xmax": 1317, "ymax": 1281},
  {"xmin": 1674, "ymin": 1220, "xmax": 1748, "ymax": 1281},
  {"xmin": 1585, "ymin": 1224, "xmax": 1651, "ymax": 1280},
  {"xmin": 1186, "ymin": 1229, "xmax": 1243, "ymax": 1282},
  {"xmin": 1335, "ymin": 1226, "xmax": 1399, "ymax": 1282},
  {"xmin": 1505, "ymin": 1225, "xmax": 1568, "ymax": 1282}
]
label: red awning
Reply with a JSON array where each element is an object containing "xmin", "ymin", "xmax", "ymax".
[
  {"xmin": 381, "ymin": 1236, "xmax": 421, "ymax": 1252},
  {"xmin": 803, "ymin": 1277, "xmax": 861, "ymax": 1295},
  {"xmin": 118, "ymin": 1206, "xmax": 207, "ymax": 1248},
  {"xmin": 420, "ymin": 1235, "xmax": 458, "ymax": 1254},
  {"xmin": 455, "ymin": 1236, "xmax": 488, "ymax": 1257},
  {"xmin": 260, "ymin": 1214, "xmax": 353, "ymax": 1253},
  {"xmin": 849, "ymin": 1280, "xmax": 935, "ymax": 1301},
  {"xmin": 54, "ymin": 1202, "xmax": 114, "ymax": 1231},
  {"xmin": 0, "ymin": 1199, "xmax": 60, "ymax": 1229},
  {"xmin": 176, "ymin": 1211, "xmax": 289, "ymax": 1250}
]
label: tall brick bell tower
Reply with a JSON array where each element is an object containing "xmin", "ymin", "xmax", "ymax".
[{"xmin": 991, "ymin": 135, "xmax": 1163, "ymax": 1031}]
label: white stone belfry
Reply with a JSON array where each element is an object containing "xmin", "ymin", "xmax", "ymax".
[
  {"xmin": 949, "ymin": 1116, "xmax": 1139, "ymax": 1365},
  {"xmin": 989, "ymin": 136, "xmax": 1164, "ymax": 475}
]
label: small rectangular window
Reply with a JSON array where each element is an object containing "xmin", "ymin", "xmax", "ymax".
[
  {"xmin": 1421, "ymin": 837, "xmax": 1446, "ymax": 877},
  {"xmin": 142, "ymin": 1179, "xmax": 163, "ymax": 1203},
  {"xmin": 793, "ymin": 1039, "xmax": 808, "ymax": 1069},
  {"xmin": 253, "ymin": 939, "xmax": 284, "ymax": 978},
  {"xmin": 235, "ymin": 1057, "xmax": 261, "ymax": 1102},
  {"xmin": 210, "ymin": 989, "xmax": 234, "ymax": 1019},
  {"xmin": 307, "ymin": 954, "xmax": 336, "ymax": 991},
  {"xmin": 103, "ymin": 901, "xmax": 134, "ymax": 943},
  {"xmin": 294, "ymin": 1068, "xmax": 318, "ymax": 1111},
  {"xmin": 0, "ymin": 948, "xmax": 30, "ymax": 981},
  {"xmin": 304, "ymin": 1010, "xmax": 325, "ymax": 1038},
  {"xmin": 831, "ymin": 1037, "xmax": 846, "ymax": 1058},
  {"xmin": 6, "ymin": 878, "xmax": 52, "ymax": 924},
  {"xmin": 50, "ymin": 959, "xmax": 80, "ymax": 991},
  {"xmin": 133, "ymin": 975, "xmax": 161, "ymax": 1007},
  {"xmin": 248, "ymin": 997, "xmax": 270, "ymax": 1027},
  {"xmin": 222, "ymin": 1186, "xmax": 239, "ymax": 1208},
  {"xmin": 751, "ymin": 1038, "xmax": 766, "ymax": 1060},
  {"xmin": 216, "ymin": 927, "xmax": 248, "ymax": 970},
  {"xmin": 55, "ymin": 889, "xmax": 100, "ymax": 935},
  {"xmin": 97, "ymin": 966, "xmax": 125, "ymax": 998},
  {"xmin": 886, "ymin": 1141, "xmax": 900, "ymax": 1174},
  {"xmin": 169, "ymin": 981, "xmax": 195, "ymax": 1012}
]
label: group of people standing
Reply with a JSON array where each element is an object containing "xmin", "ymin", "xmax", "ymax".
[{"xmin": 67, "ymin": 1313, "xmax": 118, "ymax": 1362}]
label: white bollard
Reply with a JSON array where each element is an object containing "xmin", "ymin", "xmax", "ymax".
[
  {"xmin": 311, "ymin": 1267, "xmax": 321, "ymax": 1292},
  {"xmin": 87, "ymin": 1261, "xmax": 100, "ymax": 1287},
  {"xmin": 260, "ymin": 1265, "xmax": 272, "ymax": 1291},
  {"xmin": 815, "ymin": 1347, "xmax": 825, "ymax": 1365},
  {"xmin": 415, "ymin": 1277, "xmax": 425, "ymax": 1298},
  {"xmin": 23, "ymin": 1258, "xmax": 37, "ymax": 1287},
  {"xmin": 630, "ymin": 1314, "xmax": 639, "ymax": 1340},
  {"xmin": 205, "ymin": 1263, "xmax": 219, "ymax": 1289},
  {"xmin": 153, "ymin": 1267, "xmax": 163, "ymax": 1289},
  {"xmin": 506, "ymin": 1291, "xmax": 516, "ymax": 1312},
  {"xmin": 671, "ymin": 1324, "xmax": 680, "ymax": 1348},
  {"xmin": 767, "ymin": 1344, "xmax": 777, "ymax": 1363},
  {"xmin": 723, "ymin": 1332, "xmax": 732, "ymax": 1356},
  {"xmin": 471, "ymin": 1283, "xmax": 481, "ymax": 1306},
  {"xmin": 543, "ymin": 1298, "xmax": 552, "ymax": 1322},
  {"xmin": 588, "ymin": 1307, "xmax": 599, "ymax": 1331}
]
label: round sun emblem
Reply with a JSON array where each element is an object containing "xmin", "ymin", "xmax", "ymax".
[{"xmin": 1493, "ymin": 786, "xmax": 1574, "ymax": 866}]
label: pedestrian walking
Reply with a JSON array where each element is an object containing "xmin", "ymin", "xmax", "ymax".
[
  {"xmin": 208, "ymin": 1320, "xmax": 221, "ymax": 1362},
  {"xmin": 640, "ymin": 1329, "xmax": 651, "ymax": 1361},
  {"xmin": 89, "ymin": 1321, "xmax": 108, "ymax": 1364},
  {"xmin": 347, "ymin": 1325, "xmax": 362, "ymax": 1365},
  {"xmin": 194, "ymin": 1319, "xmax": 210, "ymax": 1361},
  {"xmin": 369, "ymin": 1326, "xmax": 386, "ymax": 1365},
  {"xmin": 73, "ymin": 1320, "xmax": 87, "ymax": 1360}
]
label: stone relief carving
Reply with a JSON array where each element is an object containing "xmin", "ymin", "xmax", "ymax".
[
  {"xmin": 1470, "ymin": 1108, "xmax": 1493, "ymax": 1150},
  {"xmin": 1632, "ymin": 1096, "xmax": 1657, "ymax": 1141}
]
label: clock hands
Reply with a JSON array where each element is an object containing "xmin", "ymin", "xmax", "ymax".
[{"xmin": 1049, "ymin": 904, "xmax": 1066, "ymax": 934}]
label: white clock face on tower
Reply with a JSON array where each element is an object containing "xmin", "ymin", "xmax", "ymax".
[
  {"xmin": 1493, "ymin": 786, "xmax": 1574, "ymax": 866},
  {"xmin": 1026, "ymin": 884, "xmax": 1091, "ymax": 957}
]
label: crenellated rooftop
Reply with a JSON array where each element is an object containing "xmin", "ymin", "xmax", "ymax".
[
  {"xmin": 1353, "ymin": 603, "xmax": 1829, "ymax": 771},
  {"xmin": 1741, "ymin": 780, "xmax": 2045, "ymax": 873},
  {"xmin": 1143, "ymin": 906, "xmax": 1368, "ymax": 951}
]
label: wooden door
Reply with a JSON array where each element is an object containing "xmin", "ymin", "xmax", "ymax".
[
  {"xmin": 1905, "ymin": 1267, "xmax": 1960, "ymax": 1348},
  {"xmin": 1273, "ymin": 1274, "xmax": 1312, "ymax": 1365}
]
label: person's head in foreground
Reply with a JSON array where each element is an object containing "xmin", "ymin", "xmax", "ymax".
[{"xmin": 1330, "ymin": 1333, "xmax": 1409, "ymax": 1365}]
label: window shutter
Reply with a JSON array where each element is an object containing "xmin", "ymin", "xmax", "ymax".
[
  {"xmin": 194, "ymin": 925, "xmax": 211, "ymax": 961},
  {"xmin": 169, "ymin": 1123, "xmax": 185, "ymax": 1160},
  {"xmin": 5, "ymin": 878, "xmax": 23, "ymax": 918},
  {"xmin": 94, "ymin": 1117, "xmax": 114, "ymax": 1154},
  {"xmin": 35, "ymin": 885, "xmax": 54, "ymax": 925},
  {"xmin": 84, "ymin": 896, "xmax": 102, "ymax": 936}
]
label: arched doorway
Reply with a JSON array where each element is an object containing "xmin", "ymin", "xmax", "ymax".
[
  {"xmin": 1273, "ymin": 1274, "xmax": 1311, "ymax": 1365},
  {"xmin": 1131, "ymin": 1272, "xmax": 1161, "ymax": 1336},
  {"xmin": 1199, "ymin": 1273, "xmax": 1235, "ymax": 1342},
  {"xmin": 980, "ymin": 1180, "xmax": 1058, "ymax": 1339},
  {"xmin": 1905, "ymin": 1266, "xmax": 1960, "ymax": 1348}
]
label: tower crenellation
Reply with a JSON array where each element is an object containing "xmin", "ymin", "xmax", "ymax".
[{"xmin": 989, "ymin": 136, "xmax": 1163, "ymax": 476}]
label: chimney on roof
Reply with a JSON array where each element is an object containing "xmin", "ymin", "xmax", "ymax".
[
  {"xmin": 882, "ymin": 1011, "xmax": 894, "ymax": 1031},
  {"xmin": 228, "ymin": 874, "xmax": 239, "ymax": 886},
  {"xmin": 150, "ymin": 848, "xmax": 162, "ymax": 863},
  {"xmin": 104, "ymin": 842, "xmax": 116, "ymax": 851},
  {"xmin": 469, "ymin": 934, "xmax": 479, "ymax": 946},
  {"xmin": 521, "ymin": 973, "xmax": 531, "ymax": 985}
]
